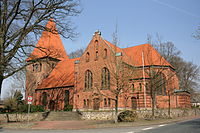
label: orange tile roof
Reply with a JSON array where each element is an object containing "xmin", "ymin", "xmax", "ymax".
[
  {"xmin": 27, "ymin": 19, "xmax": 68, "ymax": 61},
  {"xmin": 37, "ymin": 58, "xmax": 79, "ymax": 89},
  {"xmin": 103, "ymin": 40, "xmax": 122, "ymax": 53},
  {"xmin": 122, "ymin": 44, "xmax": 173, "ymax": 67},
  {"xmin": 103, "ymin": 40, "xmax": 172, "ymax": 68}
]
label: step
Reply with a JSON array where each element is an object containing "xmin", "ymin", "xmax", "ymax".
[{"xmin": 45, "ymin": 111, "xmax": 81, "ymax": 121}]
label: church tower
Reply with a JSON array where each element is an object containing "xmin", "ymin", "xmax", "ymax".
[{"xmin": 26, "ymin": 19, "xmax": 69, "ymax": 103}]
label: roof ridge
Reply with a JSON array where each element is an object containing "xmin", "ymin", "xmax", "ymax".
[{"xmin": 122, "ymin": 43, "xmax": 151, "ymax": 50}]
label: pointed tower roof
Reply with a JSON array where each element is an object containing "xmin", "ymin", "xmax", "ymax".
[{"xmin": 27, "ymin": 19, "xmax": 68, "ymax": 61}]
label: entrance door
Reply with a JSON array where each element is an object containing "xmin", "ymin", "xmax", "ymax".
[
  {"xmin": 93, "ymin": 98, "xmax": 100, "ymax": 110},
  {"xmin": 64, "ymin": 90, "xmax": 70, "ymax": 106},
  {"xmin": 49, "ymin": 100, "xmax": 55, "ymax": 111},
  {"xmin": 131, "ymin": 97, "xmax": 137, "ymax": 110}
]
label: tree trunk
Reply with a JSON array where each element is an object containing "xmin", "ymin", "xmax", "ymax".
[
  {"xmin": 168, "ymin": 92, "xmax": 171, "ymax": 118},
  {"xmin": 151, "ymin": 93, "xmax": 156, "ymax": 119},
  {"xmin": 0, "ymin": 76, "xmax": 3, "ymax": 100},
  {"xmin": 114, "ymin": 96, "xmax": 118, "ymax": 123}
]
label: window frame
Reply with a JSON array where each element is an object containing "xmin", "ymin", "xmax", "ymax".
[
  {"xmin": 101, "ymin": 67, "xmax": 110, "ymax": 90},
  {"xmin": 85, "ymin": 70, "xmax": 93, "ymax": 90}
]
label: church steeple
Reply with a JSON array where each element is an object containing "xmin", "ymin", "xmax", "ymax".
[{"xmin": 27, "ymin": 19, "xmax": 69, "ymax": 61}]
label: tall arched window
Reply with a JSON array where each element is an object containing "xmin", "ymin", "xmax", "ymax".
[
  {"xmin": 157, "ymin": 73, "xmax": 166, "ymax": 96},
  {"xmin": 101, "ymin": 67, "xmax": 110, "ymax": 89},
  {"xmin": 85, "ymin": 70, "xmax": 93, "ymax": 90}
]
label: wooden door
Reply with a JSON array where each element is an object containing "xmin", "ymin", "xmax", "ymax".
[{"xmin": 93, "ymin": 98, "xmax": 100, "ymax": 110}]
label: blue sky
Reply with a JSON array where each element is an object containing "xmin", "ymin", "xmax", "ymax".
[
  {"xmin": 2, "ymin": 0, "xmax": 200, "ymax": 98},
  {"xmin": 63, "ymin": 0, "xmax": 200, "ymax": 65}
]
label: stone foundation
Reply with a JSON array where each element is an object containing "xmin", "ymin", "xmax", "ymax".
[
  {"xmin": 0, "ymin": 112, "xmax": 45, "ymax": 122},
  {"xmin": 80, "ymin": 108, "xmax": 200, "ymax": 120},
  {"xmin": 81, "ymin": 111, "xmax": 115, "ymax": 120}
]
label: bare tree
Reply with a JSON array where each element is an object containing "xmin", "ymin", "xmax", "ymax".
[
  {"xmin": 0, "ymin": 0, "xmax": 81, "ymax": 97},
  {"xmin": 69, "ymin": 48, "xmax": 85, "ymax": 59},
  {"xmin": 147, "ymin": 34, "xmax": 200, "ymax": 117},
  {"xmin": 4, "ymin": 89, "xmax": 23, "ymax": 112},
  {"xmin": 151, "ymin": 37, "xmax": 200, "ymax": 96},
  {"xmin": 194, "ymin": 24, "xmax": 200, "ymax": 40}
]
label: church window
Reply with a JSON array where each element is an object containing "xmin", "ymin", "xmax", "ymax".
[
  {"xmin": 132, "ymin": 83, "xmax": 135, "ymax": 92},
  {"xmin": 95, "ymin": 40, "xmax": 98, "ymax": 50},
  {"xmin": 84, "ymin": 99, "xmax": 86, "ymax": 107},
  {"xmin": 85, "ymin": 70, "xmax": 93, "ymax": 90},
  {"xmin": 87, "ymin": 99, "xmax": 89, "ymax": 107},
  {"xmin": 101, "ymin": 67, "xmax": 110, "ymax": 89},
  {"xmin": 95, "ymin": 51, "xmax": 98, "ymax": 60},
  {"xmin": 33, "ymin": 63, "xmax": 42, "ymax": 72},
  {"xmin": 86, "ymin": 52, "xmax": 90, "ymax": 62},
  {"xmin": 139, "ymin": 83, "xmax": 142, "ymax": 91},
  {"xmin": 108, "ymin": 98, "xmax": 111, "ymax": 107},
  {"xmin": 104, "ymin": 98, "xmax": 107, "ymax": 107},
  {"xmin": 103, "ymin": 49, "xmax": 107, "ymax": 59},
  {"xmin": 145, "ymin": 83, "xmax": 150, "ymax": 94}
]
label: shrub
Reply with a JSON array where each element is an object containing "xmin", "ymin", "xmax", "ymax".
[
  {"xmin": 16, "ymin": 104, "xmax": 44, "ymax": 113},
  {"xmin": 64, "ymin": 104, "xmax": 73, "ymax": 111},
  {"xmin": 30, "ymin": 105, "xmax": 45, "ymax": 112},
  {"xmin": 118, "ymin": 110, "xmax": 138, "ymax": 122}
]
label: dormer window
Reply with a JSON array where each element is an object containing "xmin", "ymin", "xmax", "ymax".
[
  {"xmin": 86, "ymin": 52, "xmax": 90, "ymax": 62},
  {"xmin": 103, "ymin": 49, "xmax": 107, "ymax": 59}
]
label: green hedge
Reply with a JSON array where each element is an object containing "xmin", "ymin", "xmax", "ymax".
[{"xmin": 0, "ymin": 104, "xmax": 45, "ymax": 114}]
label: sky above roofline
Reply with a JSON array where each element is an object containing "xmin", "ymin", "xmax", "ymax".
[
  {"xmin": 2, "ymin": 0, "xmax": 200, "ymax": 99},
  {"xmin": 62, "ymin": 0, "xmax": 200, "ymax": 66}
]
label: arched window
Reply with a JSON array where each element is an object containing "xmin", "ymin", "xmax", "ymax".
[
  {"xmin": 108, "ymin": 98, "xmax": 111, "ymax": 107},
  {"xmin": 101, "ymin": 67, "xmax": 110, "ymax": 89},
  {"xmin": 145, "ymin": 83, "xmax": 150, "ymax": 94},
  {"xmin": 95, "ymin": 51, "xmax": 98, "ymax": 60},
  {"xmin": 139, "ymin": 83, "xmax": 142, "ymax": 91},
  {"xmin": 157, "ymin": 73, "xmax": 166, "ymax": 96},
  {"xmin": 87, "ymin": 99, "xmax": 89, "ymax": 107},
  {"xmin": 132, "ymin": 83, "xmax": 135, "ymax": 92},
  {"xmin": 95, "ymin": 40, "xmax": 98, "ymax": 50},
  {"xmin": 86, "ymin": 52, "xmax": 90, "ymax": 62},
  {"xmin": 84, "ymin": 99, "xmax": 86, "ymax": 107},
  {"xmin": 104, "ymin": 98, "xmax": 107, "ymax": 107},
  {"xmin": 39, "ymin": 63, "xmax": 42, "ymax": 72},
  {"xmin": 103, "ymin": 49, "xmax": 107, "ymax": 59},
  {"xmin": 41, "ymin": 92, "xmax": 47, "ymax": 106},
  {"xmin": 85, "ymin": 70, "xmax": 93, "ymax": 90}
]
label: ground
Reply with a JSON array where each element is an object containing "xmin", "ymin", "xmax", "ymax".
[
  {"xmin": 1, "ymin": 115, "xmax": 200, "ymax": 130},
  {"xmin": 1, "ymin": 118, "xmax": 200, "ymax": 133}
]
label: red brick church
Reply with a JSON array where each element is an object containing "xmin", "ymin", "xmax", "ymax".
[{"xmin": 26, "ymin": 20, "xmax": 191, "ymax": 111}]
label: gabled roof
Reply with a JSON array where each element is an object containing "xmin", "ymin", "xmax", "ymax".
[
  {"xmin": 103, "ymin": 40, "xmax": 172, "ymax": 68},
  {"xmin": 37, "ymin": 58, "xmax": 79, "ymax": 89},
  {"xmin": 27, "ymin": 19, "xmax": 68, "ymax": 61},
  {"xmin": 122, "ymin": 44, "xmax": 173, "ymax": 68}
]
